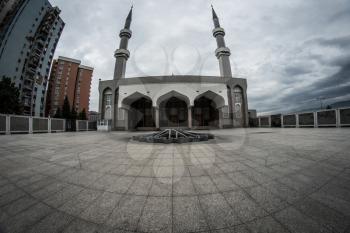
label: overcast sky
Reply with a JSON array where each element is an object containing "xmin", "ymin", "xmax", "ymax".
[{"xmin": 50, "ymin": 0, "xmax": 350, "ymax": 114}]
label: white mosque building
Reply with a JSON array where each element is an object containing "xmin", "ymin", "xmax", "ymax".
[{"xmin": 98, "ymin": 6, "xmax": 248, "ymax": 131}]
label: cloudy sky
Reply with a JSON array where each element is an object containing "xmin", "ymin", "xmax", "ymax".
[{"xmin": 50, "ymin": 0, "xmax": 350, "ymax": 114}]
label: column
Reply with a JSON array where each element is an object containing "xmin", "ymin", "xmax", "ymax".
[
  {"xmin": 63, "ymin": 119, "xmax": 66, "ymax": 132},
  {"xmin": 281, "ymin": 115, "xmax": 284, "ymax": 128},
  {"xmin": 268, "ymin": 116, "xmax": 272, "ymax": 128},
  {"xmin": 295, "ymin": 114, "xmax": 300, "ymax": 128},
  {"xmin": 155, "ymin": 107, "xmax": 160, "ymax": 129},
  {"xmin": 124, "ymin": 109, "xmax": 128, "ymax": 131},
  {"xmin": 29, "ymin": 117, "xmax": 33, "ymax": 134},
  {"xmin": 76, "ymin": 120, "xmax": 79, "ymax": 131},
  {"xmin": 110, "ymin": 91, "xmax": 116, "ymax": 130},
  {"xmin": 86, "ymin": 121, "xmax": 89, "ymax": 131},
  {"xmin": 313, "ymin": 112, "xmax": 318, "ymax": 128},
  {"xmin": 48, "ymin": 117, "xmax": 51, "ymax": 133},
  {"xmin": 336, "ymin": 109, "xmax": 341, "ymax": 128},
  {"xmin": 6, "ymin": 115, "xmax": 10, "ymax": 135},
  {"xmin": 188, "ymin": 107, "xmax": 192, "ymax": 129},
  {"xmin": 258, "ymin": 117, "xmax": 261, "ymax": 128}
]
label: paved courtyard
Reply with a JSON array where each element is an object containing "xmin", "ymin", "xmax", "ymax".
[{"xmin": 0, "ymin": 128, "xmax": 350, "ymax": 233}]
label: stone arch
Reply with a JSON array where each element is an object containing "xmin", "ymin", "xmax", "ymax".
[
  {"xmin": 102, "ymin": 87, "xmax": 113, "ymax": 120},
  {"xmin": 157, "ymin": 91, "xmax": 190, "ymax": 128},
  {"xmin": 121, "ymin": 91, "xmax": 151, "ymax": 109},
  {"xmin": 156, "ymin": 90, "xmax": 191, "ymax": 108},
  {"xmin": 121, "ymin": 92, "xmax": 155, "ymax": 130},
  {"xmin": 193, "ymin": 91, "xmax": 224, "ymax": 128},
  {"xmin": 194, "ymin": 90, "xmax": 225, "ymax": 109},
  {"xmin": 232, "ymin": 85, "xmax": 245, "ymax": 127}
]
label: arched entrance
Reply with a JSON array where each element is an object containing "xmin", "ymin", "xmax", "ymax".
[
  {"xmin": 129, "ymin": 97, "xmax": 155, "ymax": 129},
  {"xmin": 159, "ymin": 97, "xmax": 188, "ymax": 128},
  {"xmin": 193, "ymin": 91, "xmax": 225, "ymax": 129},
  {"xmin": 193, "ymin": 96, "xmax": 219, "ymax": 128},
  {"xmin": 233, "ymin": 86, "xmax": 245, "ymax": 127},
  {"xmin": 122, "ymin": 93, "xmax": 155, "ymax": 130},
  {"xmin": 102, "ymin": 88, "xmax": 112, "ymax": 120}
]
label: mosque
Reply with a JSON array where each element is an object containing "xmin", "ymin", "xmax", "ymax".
[{"xmin": 98, "ymin": 6, "xmax": 248, "ymax": 131}]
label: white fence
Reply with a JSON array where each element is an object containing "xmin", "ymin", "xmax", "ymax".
[
  {"xmin": 258, "ymin": 107, "xmax": 350, "ymax": 128},
  {"xmin": 0, "ymin": 114, "xmax": 96, "ymax": 135}
]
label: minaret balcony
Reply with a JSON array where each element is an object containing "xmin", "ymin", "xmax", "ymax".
[
  {"xmin": 213, "ymin": 27, "xmax": 225, "ymax": 37},
  {"xmin": 114, "ymin": 49, "xmax": 130, "ymax": 59},
  {"xmin": 215, "ymin": 47, "xmax": 231, "ymax": 58},
  {"xmin": 119, "ymin": 29, "xmax": 132, "ymax": 38}
]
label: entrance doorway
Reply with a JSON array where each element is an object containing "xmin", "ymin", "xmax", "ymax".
[{"xmin": 159, "ymin": 97, "xmax": 188, "ymax": 128}]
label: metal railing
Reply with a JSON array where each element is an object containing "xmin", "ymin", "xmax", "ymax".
[
  {"xmin": 0, "ymin": 114, "xmax": 97, "ymax": 135},
  {"xmin": 257, "ymin": 107, "xmax": 350, "ymax": 128}
]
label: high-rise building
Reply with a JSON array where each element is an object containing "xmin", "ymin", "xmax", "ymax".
[
  {"xmin": 0, "ymin": 0, "xmax": 65, "ymax": 116},
  {"xmin": 46, "ymin": 56, "xmax": 93, "ymax": 117}
]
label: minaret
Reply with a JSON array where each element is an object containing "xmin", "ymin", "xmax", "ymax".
[
  {"xmin": 212, "ymin": 6, "xmax": 232, "ymax": 78},
  {"xmin": 114, "ymin": 6, "xmax": 133, "ymax": 80}
]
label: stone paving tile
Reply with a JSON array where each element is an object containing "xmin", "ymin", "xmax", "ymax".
[
  {"xmin": 246, "ymin": 216, "xmax": 290, "ymax": 233},
  {"xmin": 173, "ymin": 177, "xmax": 196, "ymax": 196},
  {"xmin": 149, "ymin": 178, "xmax": 172, "ymax": 196},
  {"xmin": 262, "ymin": 180, "xmax": 302, "ymax": 204},
  {"xmin": 191, "ymin": 176, "xmax": 218, "ymax": 194},
  {"xmin": 31, "ymin": 181, "xmax": 67, "ymax": 200},
  {"xmin": 26, "ymin": 210, "xmax": 74, "ymax": 233},
  {"xmin": 309, "ymin": 191, "xmax": 350, "ymax": 217},
  {"xmin": 211, "ymin": 225, "xmax": 251, "ymax": 233},
  {"xmin": 274, "ymin": 206, "xmax": 332, "ymax": 233},
  {"xmin": 105, "ymin": 195, "xmax": 147, "ymax": 231},
  {"xmin": 1, "ymin": 202, "xmax": 53, "ymax": 233},
  {"xmin": 0, "ymin": 129, "xmax": 350, "ymax": 233},
  {"xmin": 127, "ymin": 177, "xmax": 153, "ymax": 195},
  {"xmin": 293, "ymin": 197, "xmax": 350, "ymax": 233},
  {"xmin": 199, "ymin": 193, "xmax": 241, "ymax": 229},
  {"xmin": 62, "ymin": 218, "xmax": 100, "ymax": 233},
  {"xmin": 2, "ymin": 195, "xmax": 38, "ymax": 217},
  {"xmin": 227, "ymin": 172, "xmax": 259, "ymax": 188},
  {"xmin": 173, "ymin": 196, "xmax": 208, "ymax": 233},
  {"xmin": 223, "ymin": 190, "xmax": 268, "ymax": 223},
  {"xmin": 137, "ymin": 196, "xmax": 172, "ymax": 233},
  {"xmin": 43, "ymin": 184, "xmax": 84, "ymax": 208},
  {"xmin": 80, "ymin": 191, "xmax": 122, "ymax": 224},
  {"xmin": 0, "ymin": 188, "xmax": 26, "ymax": 207},
  {"xmin": 59, "ymin": 188, "xmax": 103, "ymax": 216},
  {"xmin": 245, "ymin": 185, "xmax": 289, "ymax": 213}
]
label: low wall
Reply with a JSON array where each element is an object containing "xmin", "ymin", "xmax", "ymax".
[
  {"xmin": 0, "ymin": 114, "xmax": 97, "ymax": 135},
  {"xmin": 258, "ymin": 107, "xmax": 350, "ymax": 128}
]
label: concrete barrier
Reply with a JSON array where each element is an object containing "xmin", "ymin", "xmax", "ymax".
[
  {"xmin": 0, "ymin": 114, "xmax": 97, "ymax": 135},
  {"xmin": 258, "ymin": 107, "xmax": 350, "ymax": 128}
]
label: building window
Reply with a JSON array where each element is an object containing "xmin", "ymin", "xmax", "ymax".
[{"xmin": 105, "ymin": 94, "xmax": 112, "ymax": 106}]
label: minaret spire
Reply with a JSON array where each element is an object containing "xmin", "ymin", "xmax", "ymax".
[
  {"xmin": 124, "ymin": 5, "xmax": 133, "ymax": 29},
  {"xmin": 211, "ymin": 5, "xmax": 220, "ymax": 28},
  {"xmin": 113, "ymin": 6, "xmax": 133, "ymax": 80},
  {"xmin": 211, "ymin": 5, "xmax": 232, "ymax": 78}
]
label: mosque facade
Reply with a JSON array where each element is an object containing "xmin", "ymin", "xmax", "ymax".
[{"xmin": 98, "ymin": 6, "xmax": 248, "ymax": 131}]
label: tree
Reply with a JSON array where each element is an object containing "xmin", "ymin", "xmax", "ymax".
[
  {"xmin": 71, "ymin": 106, "xmax": 77, "ymax": 120},
  {"xmin": 54, "ymin": 107, "xmax": 62, "ymax": 118},
  {"xmin": 0, "ymin": 77, "xmax": 23, "ymax": 114},
  {"xmin": 79, "ymin": 108, "xmax": 87, "ymax": 120},
  {"xmin": 62, "ymin": 96, "xmax": 70, "ymax": 119}
]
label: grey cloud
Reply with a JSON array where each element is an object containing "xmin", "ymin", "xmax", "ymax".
[
  {"xmin": 314, "ymin": 35, "xmax": 350, "ymax": 49},
  {"xmin": 49, "ymin": 0, "xmax": 350, "ymax": 113},
  {"xmin": 279, "ymin": 63, "xmax": 350, "ymax": 105},
  {"xmin": 284, "ymin": 65, "xmax": 313, "ymax": 77}
]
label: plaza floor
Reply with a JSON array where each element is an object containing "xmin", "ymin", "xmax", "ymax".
[{"xmin": 0, "ymin": 128, "xmax": 350, "ymax": 233}]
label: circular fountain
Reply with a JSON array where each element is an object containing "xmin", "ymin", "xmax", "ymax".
[{"xmin": 132, "ymin": 129, "xmax": 214, "ymax": 144}]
